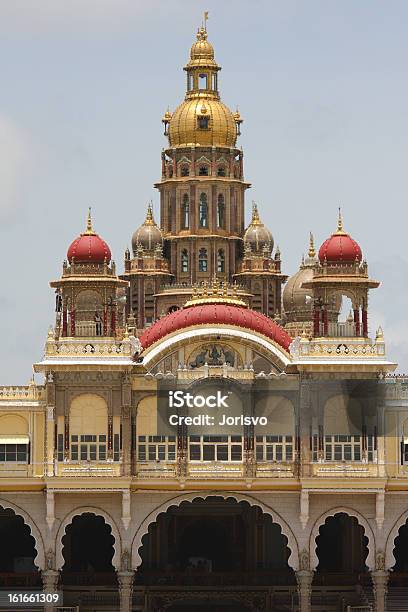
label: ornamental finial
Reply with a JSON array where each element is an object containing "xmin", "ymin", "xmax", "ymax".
[
  {"xmin": 336, "ymin": 207, "xmax": 346, "ymax": 235},
  {"xmin": 84, "ymin": 207, "xmax": 95, "ymax": 235},
  {"xmin": 308, "ymin": 232, "xmax": 316, "ymax": 258},
  {"xmin": 251, "ymin": 201, "xmax": 261, "ymax": 226},
  {"xmin": 145, "ymin": 201, "xmax": 155, "ymax": 226}
]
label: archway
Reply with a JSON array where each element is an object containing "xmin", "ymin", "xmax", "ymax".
[
  {"xmin": 134, "ymin": 496, "xmax": 296, "ymax": 610},
  {"xmin": 313, "ymin": 511, "xmax": 370, "ymax": 598},
  {"xmin": 60, "ymin": 513, "xmax": 117, "ymax": 587},
  {"xmin": 0, "ymin": 506, "xmax": 41, "ymax": 587},
  {"xmin": 391, "ymin": 518, "xmax": 408, "ymax": 572}
]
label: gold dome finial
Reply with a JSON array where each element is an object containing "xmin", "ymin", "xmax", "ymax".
[
  {"xmin": 251, "ymin": 201, "xmax": 262, "ymax": 226},
  {"xmin": 145, "ymin": 201, "xmax": 156, "ymax": 226},
  {"xmin": 308, "ymin": 232, "xmax": 316, "ymax": 258},
  {"xmin": 84, "ymin": 207, "xmax": 96, "ymax": 235},
  {"xmin": 335, "ymin": 207, "xmax": 346, "ymax": 235}
]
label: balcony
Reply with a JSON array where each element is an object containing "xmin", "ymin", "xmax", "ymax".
[
  {"xmin": 35, "ymin": 329, "xmax": 135, "ymax": 368},
  {"xmin": 54, "ymin": 461, "xmax": 122, "ymax": 477}
]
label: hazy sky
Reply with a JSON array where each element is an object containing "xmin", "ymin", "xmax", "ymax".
[{"xmin": 0, "ymin": 0, "xmax": 407, "ymax": 383}]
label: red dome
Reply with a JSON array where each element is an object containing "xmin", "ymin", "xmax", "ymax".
[
  {"xmin": 67, "ymin": 232, "xmax": 111, "ymax": 264},
  {"xmin": 140, "ymin": 304, "xmax": 292, "ymax": 352},
  {"xmin": 318, "ymin": 232, "xmax": 362, "ymax": 264}
]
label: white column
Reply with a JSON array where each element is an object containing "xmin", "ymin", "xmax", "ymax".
[
  {"xmin": 41, "ymin": 569, "xmax": 60, "ymax": 612},
  {"xmin": 296, "ymin": 570, "xmax": 313, "ymax": 612},
  {"xmin": 118, "ymin": 570, "xmax": 135, "ymax": 612},
  {"xmin": 371, "ymin": 570, "xmax": 389, "ymax": 612}
]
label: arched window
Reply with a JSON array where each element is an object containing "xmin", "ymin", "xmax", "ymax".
[
  {"xmin": 217, "ymin": 249, "xmax": 225, "ymax": 273},
  {"xmin": 199, "ymin": 165, "xmax": 209, "ymax": 176},
  {"xmin": 217, "ymin": 194, "xmax": 225, "ymax": 228},
  {"xmin": 198, "ymin": 248, "xmax": 208, "ymax": 272},
  {"xmin": 217, "ymin": 166, "xmax": 226, "ymax": 177},
  {"xmin": 181, "ymin": 165, "xmax": 189, "ymax": 177},
  {"xmin": 181, "ymin": 249, "xmax": 189, "ymax": 273},
  {"xmin": 199, "ymin": 193, "xmax": 208, "ymax": 227},
  {"xmin": 182, "ymin": 194, "xmax": 189, "ymax": 229}
]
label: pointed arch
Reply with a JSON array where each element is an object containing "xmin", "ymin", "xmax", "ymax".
[
  {"xmin": 309, "ymin": 506, "xmax": 375, "ymax": 571},
  {"xmin": 385, "ymin": 509, "xmax": 408, "ymax": 570},
  {"xmin": 0, "ymin": 498, "xmax": 45, "ymax": 570},
  {"xmin": 55, "ymin": 506, "xmax": 122, "ymax": 570},
  {"xmin": 131, "ymin": 491, "xmax": 299, "ymax": 571}
]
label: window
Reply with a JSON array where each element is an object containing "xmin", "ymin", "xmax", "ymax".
[
  {"xmin": 181, "ymin": 166, "xmax": 189, "ymax": 177},
  {"xmin": 181, "ymin": 249, "xmax": 189, "ymax": 273},
  {"xmin": 255, "ymin": 436, "xmax": 293, "ymax": 462},
  {"xmin": 189, "ymin": 435, "xmax": 243, "ymax": 462},
  {"xmin": 198, "ymin": 248, "xmax": 208, "ymax": 272},
  {"xmin": 311, "ymin": 434, "xmax": 376, "ymax": 463},
  {"xmin": 114, "ymin": 432, "xmax": 121, "ymax": 462},
  {"xmin": 217, "ymin": 166, "xmax": 226, "ymax": 177},
  {"xmin": 199, "ymin": 193, "xmax": 208, "ymax": 226},
  {"xmin": 199, "ymin": 165, "xmax": 209, "ymax": 176},
  {"xmin": 57, "ymin": 433, "xmax": 64, "ymax": 462},
  {"xmin": 182, "ymin": 194, "xmax": 189, "ymax": 228},
  {"xmin": 198, "ymin": 73, "xmax": 208, "ymax": 89},
  {"xmin": 198, "ymin": 116, "xmax": 209, "ymax": 130},
  {"xmin": 187, "ymin": 74, "xmax": 193, "ymax": 91},
  {"xmin": 217, "ymin": 193, "xmax": 225, "ymax": 228},
  {"xmin": 217, "ymin": 249, "xmax": 225, "ymax": 273},
  {"xmin": 137, "ymin": 436, "xmax": 176, "ymax": 462},
  {"xmin": 70, "ymin": 434, "xmax": 107, "ymax": 462},
  {"xmin": 0, "ymin": 444, "xmax": 28, "ymax": 462}
]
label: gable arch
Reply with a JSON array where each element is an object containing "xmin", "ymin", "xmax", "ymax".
[
  {"xmin": 309, "ymin": 506, "xmax": 376, "ymax": 571},
  {"xmin": 131, "ymin": 491, "xmax": 300, "ymax": 571},
  {"xmin": 55, "ymin": 506, "xmax": 122, "ymax": 570},
  {"xmin": 142, "ymin": 326, "xmax": 291, "ymax": 373},
  {"xmin": 0, "ymin": 498, "xmax": 45, "ymax": 570}
]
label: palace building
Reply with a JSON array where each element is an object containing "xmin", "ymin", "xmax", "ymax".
[{"xmin": 1, "ymin": 22, "xmax": 408, "ymax": 612}]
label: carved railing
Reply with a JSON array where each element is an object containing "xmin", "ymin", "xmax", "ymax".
[
  {"xmin": 44, "ymin": 335, "xmax": 135, "ymax": 360},
  {"xmin": 0, "ymin": 385, "xmax": 45, "ymax": 401},
  {"xmin": 292, "ymin": 336, "xmax": 386, "ymax": 360}
]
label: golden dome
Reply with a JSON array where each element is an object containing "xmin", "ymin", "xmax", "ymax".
[
  {"xmin": 166, "ymin": 22, "xmax": 241, "ymax": 149},
  {"xmin": 168, "ymin": 97, "xmax": 237, "ymax": 148},
  {"xmin": 188, "ymin": 27, "xmax": 217, "ymax": 68}
]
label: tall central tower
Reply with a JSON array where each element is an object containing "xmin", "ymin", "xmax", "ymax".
[
  {"xmin": 125, "ymin": 23, "xmax": 286, "ymax": 327},
  {"xmin": 154, "ymin": 24, "xmax": 248, "ymax": 313}
]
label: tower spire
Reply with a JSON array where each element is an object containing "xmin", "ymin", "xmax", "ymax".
[
  {"xmin": 308, "ymin": 232, "xmax": 316, "ymax": 258},
  {"xmin": 84, "ymin": 207, "xmax": 95, "ymax": 235},
  {"xmin": 145, "ymin": 201, "xmax": 155, "ymax": 226},
  {"xmin": 336, "ymin": 207, "xmax": 346, "ymax": 235},
  {"xmin": 251, "ymin": 201, "xmax": 261, "ymax": 226}
]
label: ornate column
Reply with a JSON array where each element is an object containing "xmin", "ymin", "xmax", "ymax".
[
  {"xmin": 354, "ymin": 307, "xmax": 361, "ymax": 336},
  {"xmin": 371, "ymin": 568, "xmax": 389, "ymax": 612},
  {"xmin": 117, "ymin": 570, "xmax": 135, "ymax": 612},
  {"xmin": 296, "ymin": 569, "xmax": 313, "ymax": 612},
  {"xmin": 42, "ymin": 569, "xmax": 60, "ymax": 612},
  {"xmin": 121, "ymin": 374, "xmax": 132, "ymax": 477}
]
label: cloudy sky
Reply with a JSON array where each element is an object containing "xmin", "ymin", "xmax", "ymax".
[{"xmin": 0, "ymin": 0, "xmax": 407, "ymax": 383}]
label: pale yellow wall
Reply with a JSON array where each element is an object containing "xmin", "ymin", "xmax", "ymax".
[
  {"xmin": 254, "ymin": 396, "xmax": 295, "ymax": 435},
  {"xmin": 70, "ymin": 393, "xmax": 107, "ymax": 435},
  {"xmin": 0, "ymin": 414, "xmax": 28, "ymax": 434},
  {"xmin": 324, "ymin": 395, "xmax": 362, "ymax": 435},
  {"xmin": 136, "ymin": 396, "xmax": 158, "ymax": 436},
  {"xmin": 33, "ymin": 412, "xmax": 45, "ymax": 477}
]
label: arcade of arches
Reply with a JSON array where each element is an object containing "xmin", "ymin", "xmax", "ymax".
[{"xmin": 2, "ymin": 501, "xmax": 408, "ymax": 611}]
